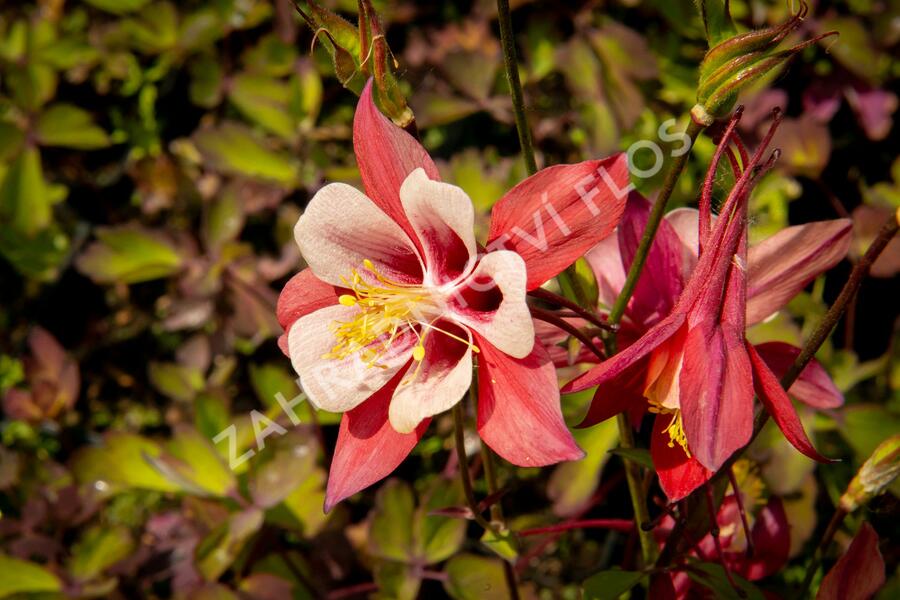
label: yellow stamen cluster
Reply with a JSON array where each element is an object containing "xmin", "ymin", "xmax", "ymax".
[
  {"xmin": 648, "ymin": 400, "xmax": 691, "ymax": 457},
  {"xmin": 322, "ymin": 259, "xmax": 478, "ymax": 370}
]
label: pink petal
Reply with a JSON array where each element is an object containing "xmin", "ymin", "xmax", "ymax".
[
  {"xmin": 746, "ymin": 342, "xmax": 831, "ymax": 463},
  {"xmin": 680, "ymin": 323, "xmax": 754, "ymax": 471},
  {"xmin": 816, "ymin": 522, "xmax": 885, "ymax": 600},
  {"xmin": 486, "ymin": 154, "xmax": 629, "ymax": 290},
  {"xmin": 276, "ymin": 269, "xmax": 342, "ymax": 355},
  {"xmin": 618, "ymin": 193, "xmax": 686, "ymax": 328},
  {"xmin": 651, "ymin": 415, "xmax": 713, "ymax": 502},
  {"xmin": 287, "ymin": 304, "xmax": 414, "ymax": 413},
  {"xmin": 747, "ymin": 219, "xmax": 852, "ymax": 325},
  {"xmin": 476, "ymin": 335, "xmax": 584, "ymax": 466},
  {"xmin": 388, "ymin": 321, "xmax": 474, "ymax": 433},
  {"xmin": 399, "ymin": 168, "xmax": 476, "ymax": 284},
  {"xmin": 325, "ymin": 370, "xmax": 429, "ymax": 511},
  {"xmin": 448, "ymin": 250, "xmax": 534, "ymax": 359},
  {"xmin": 753, "ymin": 342, "xmax": 844, "ymax": 410},
  {"xmin": 585, "ymin": 234, "xmax": 625, "ymax": 310},
  {"xmin": 353, "ymin": 80, "xmax": 441, "ymax": 246},
  {"xmin": 295, "ymin": 182, "xmax": 423, "ymax": 287}
]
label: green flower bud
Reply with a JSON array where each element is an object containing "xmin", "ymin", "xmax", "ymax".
[{"xmin": 840, "ymin": 434, "xmax": 900, "ymax": 512}]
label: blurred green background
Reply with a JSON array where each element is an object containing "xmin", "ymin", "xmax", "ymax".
[{"xmin": 0, "ymin": 0, "xmax": 898, "ymax": 598}]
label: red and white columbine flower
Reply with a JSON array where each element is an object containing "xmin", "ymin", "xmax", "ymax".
[
  {"xmin": 278, "ymin": 82, "xmax": 630, "ymax": 510},
  {"xmin": 564, "ymin": 111, "xmax": 850, "ymax": 501}
]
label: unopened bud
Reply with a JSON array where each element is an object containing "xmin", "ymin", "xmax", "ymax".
[{"xmin": 840, "ymin": 434, "xmax": 900, "ymax": 512}]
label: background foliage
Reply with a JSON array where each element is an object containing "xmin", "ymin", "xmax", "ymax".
[{"xmin": 0, "ymin": 0, "xmax": 898, "ymax": 598}]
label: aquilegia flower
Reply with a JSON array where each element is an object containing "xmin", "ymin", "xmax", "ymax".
[
  {"xmin": 278, "ymin": 81, "xmax": 630, "ymax": 510},
  {"xmin": 564, "ymin": 111, "xmax": 850, "ymax": 500}
]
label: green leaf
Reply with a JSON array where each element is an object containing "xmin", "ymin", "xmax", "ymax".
[
  {"xmin": 197, "ymin": 508, "xmax": 264, "ymax": 581},
  {"xmin": 68, "ymin": 526, "xmax": 135, "ymax": 582},
  {"xmin": 368, "ymin": 479, "xmax": 416, "ymax": 562},
  {"xmin": 549, "ymin": 419, "xmax": 620, "ymax": 516},
  {"xmin": 192, "ymin": 122, "xmax": 299, "ymax": 185},
  {"xmin": 35, "ymin": 103, "xmax": 110, "ymax": 149},
  {"xmin": 147, "ymin": 426, "xmax": 236, "ymax": 497},
  {"xmin": 83, "ymin": 0, "xmax": 151, "ymax": 14},
  {"xmin": 75, "ymin": 225, "xmax": 184, "ymax": 284},
  {"xmin": 189, "ymin": 54, "xmax": 225, "ymax": 108},
  {"xmin": 416, "ymin": 478, "xmax": 466, "ymax": 564},
  {"xmin": 582, "ymin": 569, "xmax": 646, "ymax": 599},
  {"xmin": 228, "ymin": 73, "xmax": 296, "ymax": 140},
  {"xmin": 373, "ymin": 562, "xmax": 421, "ymax": 600},
  {"xmin": 608, "ymin": 446, "xmax": 655, "ymax": 470},
  {"xmin": 0, "ymin": 146, "xmax": 55, "ymax": 236},
  {"xmin": 148, "ymin": 362, "xmax": 205, "ymax": 402},
  {"xmin": 72, "ymin": 432, "xmax": 181, "ymax": 493},
  {"xmin": 443, "ymin": 554, "xmax": 512, "ymax": 600},
  {"xmin": 480, "ymin": 527, "xmax": 518, "ymax": 561},
  {"xmin": 0, "ymin": 121, "xmax": 25, "ymax": 160},
  {"xmin": 0, "ymin": 554, "xmax": 62, "ymax": 597},
  {"xmin": 249, "ymin": 429, "xmax": 319, "ymax": 509},
  {"xmin": 0, "ymin": 223, "xmax": 69, "ymax": 281}
]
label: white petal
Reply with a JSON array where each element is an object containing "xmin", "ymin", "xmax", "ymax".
[
  {"xmin": 295, "ymin": 183, "xmax": 423, "ymax": 287},
  {"xmin": 388, "ymin": 324, "xmax": 474, "ymax": 433},
  {"xmin": 399, "ymin": 168, "xmax": 477, "ymax": 285},
  {"xmin": 448, "ymin": 250, "xmax": 534, "ymax": 359},
  {"xmin": 288, "ymin": 304, "xmax": 413, "ymax": 413}
]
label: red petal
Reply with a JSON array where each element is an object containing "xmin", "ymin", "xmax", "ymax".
[
  {"xmin": 747, "ymin": 219, "xmax": 851, "ymax": 325},
  {"xmin": 577, "ymin": 357, "xmax": 649, "ymax": 428},
  {"xmin": 353, "ymin": 80, "xmax": 441, "ymax": 245},
  {"xmin": 275, "ymin": 269, "xmax": 341, "ymax": 356},
  {"xmin": 562, "ymin": 311, "xmax": 685, "ymax": 394},
  {"xmin": 754, "ymin": 341, "xmax": 844, "ymax": 410},
  {"xmin": 816, "ymin": 522, "xmax": 885, "ymax": 600},
  {"xmin": 651, "ymin": 414, "xmax": 713, "ymax": 502},
  {"xmin": 324, "ymin": 370, "xmax": 429, "ymax": 511},
  {"xmin": 487, "ymin": 155, "xmax": 629, "ymax": 290},
  {"xmin": 746, "ymin": 342, "xmax": 832, "ymax": 463},
  {"xmin": 475, "ymin": 335, "xmax": 584, "ymax": 466},
  {"xmin": 617, "ymin": 192, "xmax": 686, "ymax": 328},
  {"xmin": 680, "ymin": 323, "xmax": 754, "ymax": 471}
]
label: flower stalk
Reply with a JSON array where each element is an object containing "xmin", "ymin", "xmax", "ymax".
[{"xmin": 497, "ymin": 0, "xmax": 537, "ymax": 176}]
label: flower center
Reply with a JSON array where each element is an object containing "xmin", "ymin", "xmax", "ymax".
[
  {"xmin": 648, "ymin": 401, "xmax": 691, "ymax": 457},
  {"xmin": 644, "ymin": 338, "xmax": 690, "ymax": 457},
  {"xmin": 322, "ymin": 259, "xmax": 477, "ymax": 369}
]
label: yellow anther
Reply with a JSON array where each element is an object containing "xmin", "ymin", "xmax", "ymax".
[
  {"xmin": 412, "ymin": 345, "xmax": 426, "ymax": 361},
  {"xmin": 363, "ymin": 259, "xmax": 375, "ymax": 271},
  {"xmin": 648, "ymin": 399, "xmax": 691, "ymax": 458},
  {"xmin": 338, "ymin": 294, "xmax": 357, "ymax": 306}
]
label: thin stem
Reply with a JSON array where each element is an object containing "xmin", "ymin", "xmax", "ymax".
[
  {"xmin": 780, "ymin": 213, "xmax": 899, "ymax": 389},
  {"xmin": 496, "ymin": 0, "xmax": 537, "ymax": 176},
  {"xmin": 794, "ymin": 507, "xmax": 848, "ymax": 600},
  {"xmin": 480, "ymin": 442, "xmax": 503, "ymax": 523},
  {"xmin": 518, "ymin": 519, "xmax": 634, "ymax": 537},
  {"xmin": 605, "ymin": 118, "xmax": 706, "ymax": 334},
  {"xmin": 452, "ymin": 401, "xmax": 498, "ymax": 534},
  {"xmin": 615, "ymin": 412, "xmax": 659, "ymax": 566},
  {"xmin": 528, "ymin": 287, "xmax": 618, "ymax": 332},
  {"xmin": 728, "ymin": 466, "xmax": 755, "ymax": 558},
  {"xmin": 705, "ymin": 485, "xmax": 745, "ymax": 598},
  {"xmin": 530, "ymin": 306, "xmax": 605, "ymax": 360}
]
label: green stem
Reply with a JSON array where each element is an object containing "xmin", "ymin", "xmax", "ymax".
[
  {"xmin": 452, "ymin": 401, "xmax": 497, "ymax": 535},
  {"xmin": 496, "ymin": 0, "xmax": 537, "ymax": 176},
  {"xmin": 606, "ymin": 118, "xmax": 707, "ymax": 332},
  {"xmin": 616, "ymin": 412, "xmax": 659, "ymax": 566}
]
